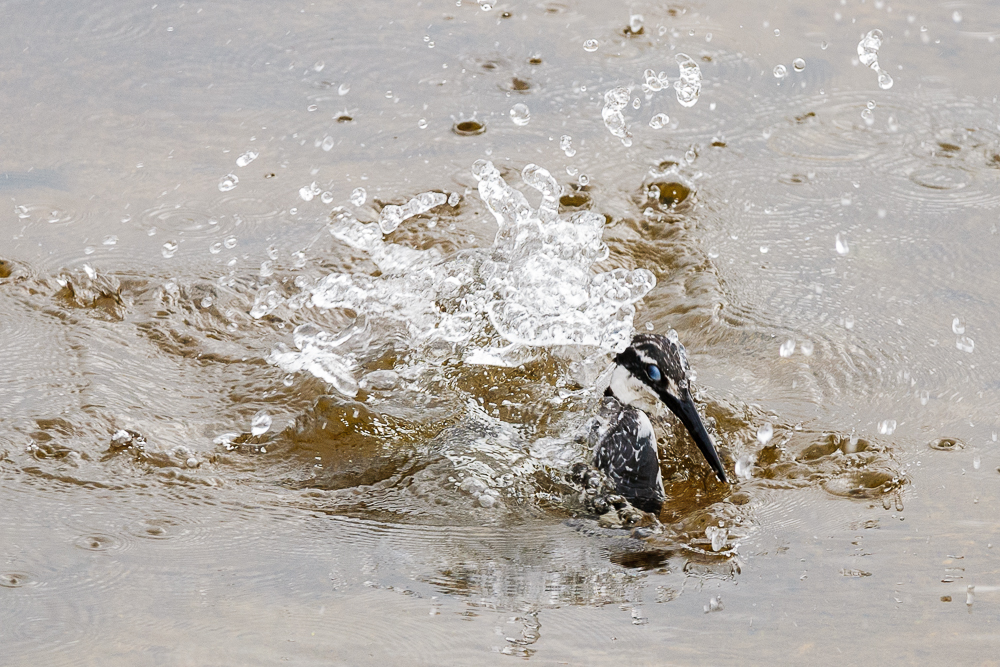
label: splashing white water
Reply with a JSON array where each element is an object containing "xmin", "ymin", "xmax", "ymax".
[{"xmin": 265, "ymin": 161, "xmax": 656, "ymax": 393}]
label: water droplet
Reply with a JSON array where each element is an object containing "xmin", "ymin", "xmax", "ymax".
[
  {"xmin": 448, "ymin": 192, "xmax": 460, "ymax": 206},
  {"xmin": 735, "ymin": 454, "xmax": 754, "ymax": 480},
  {"xmin": 321, "ymin": 191, "xmax": 334, "ymax": 204},
  {"xmin": 952, "ymin": 11, "xmax": 962, "ymax": 23},
  {"xmin": 779, "ymin": 339, "xmax": 795, "ymax": 357},
  {"xmin": 218, "ymin": 174, "xmax": 238, "ymax": 191},
  {"xmin": 835, "ymin": 233, "xmax": 849, "ymax": 255},
  {"xmin": 477, "ymin": 0, "xmax": 493, "ymax": 10},
  {"xmin": 236, "ymin": 150, "xmax": 258, "ymax": 167},
  {"xmin": 793, "ymin": 58, "xmax": 806, "ymax": 71},
  {"xmin": 759, "ymin": 245, "xmax": 769, "ymax": 254},
  {"xmin": 673, "ymin": 53, "xmax": 702, "ymax": 107},
  {"xmin": 307, "ymin": 104, "xmax": 318, "ymax": 112},
  {"xmin": 861, "ymin": 108, "xmax": 874, "ymax": 124},
  {"xmin": 260, "ymin": 260, "xmax": 274, "ymax": 278},
  {"xmin": 337, "ymin": 83, "xmax": 350, "ymax": 95},
  {"xmin": 322, "ymin": 136, "xmax": 335, "ymax": 152},
  {"xmin": 858, "ymin": 29, "xmax": 884, "ymax": 69},
  {"xmin": 224, "ymin": 236, "xmax": 237, "ymax": 249},
  {"xmin": 161, "ymin": 241, "xmax": 178, "ymax": 258},
  {"xmin": 583, "ymin": 39, "xmax": 599, "ymax": 52},
  {"xmin": 350, "ymin": 187, "xmax": 367, "ymax": 207},
  {"xmin": 251, "ymin": 410, "xmax": 272, "ymax": 436},
  {"xmin": 313, "ymin": 60, "xmax": 325, "ymax": 72},
  {"xmin": 877, "ymin": 70, "xmax": 894, "ymax": 89},
  {"xmin": 973, "ymin": 455, "xmax": 981, "ymax": 470},
  {"xmin": 920, "ymin": 389, "xmax": 930, "ymax": 405},
  {"xmin": 845, "ymin": 314, "xmax": 855, "ymax": 330},
  {"xmin": 757, "ymin": 422, "xmax": 774, "ymax": 446},
  {"xmin": 799, "ymin": 340, "xmax": 815, "ymax": 356},
  {"xmin": 102, "ymin": 235, "xmax": 118, "ymax": 246},
  {"xmin": 706, "ymin": 525, "xmax": 728, "ymax": 552},
  {"xmin": 649, "ymin": 113, "xmax": 669, "ymax": 129},
  {"xmin": 510, "ymin": 103, "xmax": 530, "ymax": 126},
  {"xmin": 200, "ymin": 295, "xmax": 214, "ymax": 308},
  {"xmin": 956, "ymin": 336, "xmax": 975, "ymax": 353},
  {"xmin": 878, "ymin": 419, "xmax": 897, "ymax": 435},
  {"xmin": 867, "ymin": 100, "xmax": 877, "ymax": 110},
  {"xmin": 821, "ymin": 40, "xmax": 829, "ymax": 50},
  {"xmin": 602, "ymin": 87, "xmax": 632, "ymax": 144},
  {"xmin": 417, "ymin": 118, "xmax": 428, "ymax": 129},
  {"xmin": 578, "ymin": 174, "xmax": 590, "ymax": 187},
  {"xmin": 773, "ymin": 64, "xmax": 787, "ymax": 79},
  {"xmin": 952, "ymin": 317, "xmax": 966, "ymax": 334},
  {"xmin": 629, "ymin": 14, "xmax": 644, "ymax": 33},
  {"xmin": 299, "ymin": 182, "xmax": 321, "ymax": 201},
  {"xmin": 559, "ymin": 134, "xmax": 576, "ymax": 157},
  {"xmin": 209, "ymin": 242, "xmax": 222, "ymax": 254}
]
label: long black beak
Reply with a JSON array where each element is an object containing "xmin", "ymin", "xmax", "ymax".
[{"xmin": 669, "ymin": 393, "xmax": 727, "ymax": 483}]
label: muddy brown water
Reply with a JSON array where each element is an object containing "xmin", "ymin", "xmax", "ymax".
[{"xmin": 3, "ymin": 0, "xmax": 1000, "ymax": 664}]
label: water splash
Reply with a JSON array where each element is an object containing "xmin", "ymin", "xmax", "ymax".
[
  {"xmin": 377, "ymin": 192, "xmax": 448, "ymax": 234},
  {"xmin": 266, "ymin": 161, "xmax": 656, "ymax": 393},
  {"xmin": 602, "ymin": 87, "xmax": 632, "ymax": 146},
  {"xmin": 673, "ymin": 54, "xmax": 702, "ymax": 107}
]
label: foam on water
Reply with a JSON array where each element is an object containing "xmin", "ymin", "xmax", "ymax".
[{"xmin": 266, "ymin": 161, "xmax": 656, "ymax": 394}]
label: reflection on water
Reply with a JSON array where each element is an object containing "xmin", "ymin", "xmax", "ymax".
[{"xmin": 3, "ymin": 0, "xmax": 1000, "ymax": 663}]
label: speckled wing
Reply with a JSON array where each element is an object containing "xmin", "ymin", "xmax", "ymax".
[{"xmin": 593, "ymin": 402, "xmax": 665, "ymax": 514}]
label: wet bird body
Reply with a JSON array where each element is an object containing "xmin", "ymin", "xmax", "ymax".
[{"xmin": 593, "ymin": 332, "xmax": 727, "ymax": 514}]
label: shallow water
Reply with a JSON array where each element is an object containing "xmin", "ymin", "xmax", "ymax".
[{"xmin": 3, "ymin": 0, "xmax": 1000, "ymax": 664}]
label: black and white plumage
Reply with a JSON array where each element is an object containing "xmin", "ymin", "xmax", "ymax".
[{"xmin": 593, "ymin": 331, "xmax": 727, "ymax": 514}]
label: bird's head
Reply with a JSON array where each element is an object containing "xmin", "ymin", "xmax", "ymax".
[{"xmin": 604, "ymin": 331, "xmax": 728, "ymax": 483}]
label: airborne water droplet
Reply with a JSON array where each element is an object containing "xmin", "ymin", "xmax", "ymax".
[
  {"xmin": 648, "ymin": 113, "xmax": 669, "ymax": 129},
  {"xmin": 351, "ymin": 187, "xmax": 367, "ymax": 207},
  {"xmin": 793, "ymin": 58, "xmax": 806, "ymax": 71},
  {"xmin": 510, "ymin": 103, "xmax": 530, "ymax": 126},
  {"xmin": 779, "ymin": 339, "xmax": 795, "ymax": 357},
  {"xmin": 236, "ymin": 150, "xmax": 259, "ymax": 167},
  {"xmin": 673, "ymin": 54, "xmax": 702, "ymax": 107},
  {"xmin": 251, "ymin": 410, "xmax": 272, "ymax": 436},
  {"xmin": 956, "ymin": 336, "xmax": 975, "ymax": 353},
  {"xmin": 773, "ymin": 64, "xmax": 787, "ymax": 79},
  {"xmin": 836, "ymin": 233, "xmax": 849, "ymax": 255},
  {"xmin": 218, "ymin": 174, "xmax": 238, "ymax": 192},
  {"xmin": 952, "ymin": 317, "xmax": 966, "ymax": 334}
]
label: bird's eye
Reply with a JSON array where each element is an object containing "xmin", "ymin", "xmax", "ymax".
[{"xmin": 646, "ymin": 365, "xmax": 661, "ymax": 382}]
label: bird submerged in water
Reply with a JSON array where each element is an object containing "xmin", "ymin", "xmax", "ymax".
[{"xmin": 591, "ymin": 331, "xmax": 727, "ymax": 514}]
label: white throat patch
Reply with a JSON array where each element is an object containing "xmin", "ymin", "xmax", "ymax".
[{"xmin": 608, "ymin": 364, "xmax": 661, "ymax": 412}]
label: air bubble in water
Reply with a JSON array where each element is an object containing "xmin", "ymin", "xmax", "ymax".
[
  {"xmin": 583, "ymin": 39, "xmax": 599, "ymax": 52},
  {"xmin": 559, "ymin": 135, "xmax": 576, "ymax": 157},
  {"xmin": 251, "ymin": 410, "xmax": 272, "ymax": 436},
  {"xmin": 836, "ymin": 233, "xmax": 849, "ymax": 255},
  {"xmin": 236, "ymin": 150, "xmax": 259, "ymax": 167},
  {"xmin": 510, "ymin": 103, "xmax": 530, "ymax": 126},
  {"xmin": 779, "ymin": 339, "xmax": 795, "ymax": 357},
  {"xmin": 956, "ymin": 336, "xmax": 975, "ymax": 353},
  {"xmin": 774, "ymin": 64, "xmax": 787, "ymax": 79},
  {"xmin": 351, "ymin": 187, "xmax": 367, "ymax": 207},
  {"xmin": 757, "ymin": 423, "xmax": 774, "ymax": 446},
  {"xmin": 162, "ymin": 241, "xmax": 178, "ymax": 258},
  {"xmin": 793, "ymin": 58, "xmax": 806, "ymax": 71},
  {"xmin": 952, "ymin": 317, "xmax": 966, "ymax": 334},
  {"xmin": 879, "ymin": 419, "xmax": 897, "ymax": 435},
  {"xmin": 649, "ymin": 113, "xmax": 669, "ymax": 129},
  {"xmin": 218, "ymin": 174, "xmax": 238, "ymax": 191},
  {"xmin": 673, "ymin": 53, "xmax": 702, "ymax": 107}
]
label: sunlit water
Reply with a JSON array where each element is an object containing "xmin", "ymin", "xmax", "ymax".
[{"xmin": 3, "ymin": 0, "xmax": 1000, "ymax": 663}]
